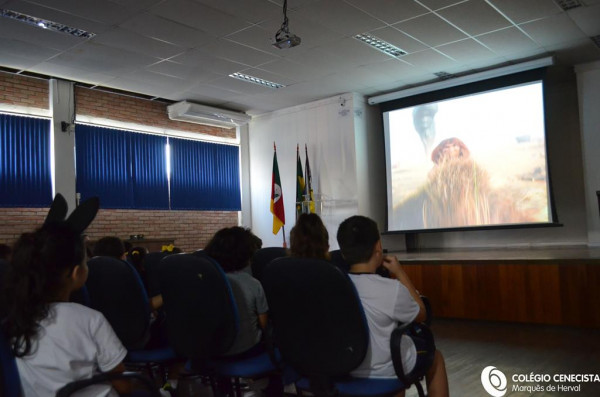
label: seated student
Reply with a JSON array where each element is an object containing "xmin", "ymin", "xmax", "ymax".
[
  {"xmin": 290, "ymin": 213, "xmax": 330, "ymax": 260},
  {"xmin": 204, "ymin": 227, "xmax": 282, "ymax": 396},
  {"xmin": 204, "ymin": 227, "xmax": 267, "ymax": 356},
  {"xmin": 0, "ymin": 197, "xmax": 130, "ymax": 396},
  {"xmin": 337, "ymin": 215, "xmax": 449, "ymax": 397},
  {"xmin": 93, "ymin": 236, "xmax": 127, "ymax": 260},
  {"xmin": 0, "ymin": 243, "xmax": 12, "ymax": 261}
]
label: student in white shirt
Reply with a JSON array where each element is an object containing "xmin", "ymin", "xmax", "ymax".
[
  {"xmin": 0, "ymin": 195, "xmax": 129, "ymax": 397},
  {"xmin": 337, "ymin": 215, "xmax": 449, "ymax": 397}
]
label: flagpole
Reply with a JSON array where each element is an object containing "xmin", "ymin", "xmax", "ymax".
[{"xmin": 282, "ymin": 225, "xmax": 287, "ymax": 248}]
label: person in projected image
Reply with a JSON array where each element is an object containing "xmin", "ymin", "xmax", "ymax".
[
  {"xmin": 412, "ymin": 103, "xmax": 438, "ymax": 155},
  {"xmin": 392, "ymin": 137, "xmax": 534, "ymax": 230}
]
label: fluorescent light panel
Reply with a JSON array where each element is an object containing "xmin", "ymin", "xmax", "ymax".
[
  {"xmin": 0, "ymin": 8, "xmax": 96, "ymax": 38},
  {"xmin": 228, "ymin": 72, "xmax": 285, "ymax": 89},
  {"xmin": 355, "ymin": 34, "xmax": 407, "ymax": 58}
]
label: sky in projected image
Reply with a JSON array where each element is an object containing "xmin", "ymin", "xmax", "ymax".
[{"xmin": 386, "ymin": 81, "xmax": 551, "ymax": 232}]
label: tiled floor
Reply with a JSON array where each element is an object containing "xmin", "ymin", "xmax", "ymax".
[{"xmin": 406, "ymin": 319, "xmax": 600, "ymax": 397}]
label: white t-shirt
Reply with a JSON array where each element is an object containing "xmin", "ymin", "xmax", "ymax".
[
  {"xmin": 348, "ymin": 274, "xmax": 420, "ymax": 378},
  {"xmin": 16, "ymin": 302, "xmax": 127, "ymax": 397}
]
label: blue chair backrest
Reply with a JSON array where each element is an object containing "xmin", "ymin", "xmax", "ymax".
[
  {"xmin": 159, "ymin": 254, "xmax": 238, "ymax": 361},
  {"xmin": 86, "ymin": 256, "xmax": 151, "ymax": 350},
  {"xmin": 0, "ymin": 328, "xmax": 21, "ymax": 397},
  {"xmin": 261, "ymin": 257, "xmax": 369, "ymax": 377},
  {"xmin": 144, "ymin": 251, "xmax": 173, "ymax": 298},
  {"xmin": 251, "ymin": 247, "xmax": 288, "ymax": 281}
]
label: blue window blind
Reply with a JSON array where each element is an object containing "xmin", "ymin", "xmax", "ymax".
[
  {"xmin": 75, "ymin": 124, "xmax": 168, "ymax": 209},
  {"xmin": 0, "ymin": 114, "xmax": 52, "ymax": 207},
  {"xmin": 170, "ymin": 137, "xmax": 241, "ymax": 211}
]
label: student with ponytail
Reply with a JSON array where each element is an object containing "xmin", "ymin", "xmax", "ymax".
[{"xmin": 0, "ymin": 194, "xmax": 129, "ymax": 397}]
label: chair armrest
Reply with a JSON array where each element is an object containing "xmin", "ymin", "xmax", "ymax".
[
  {"xmin": 56, "ymin": 371, "xmax": 160, "ymax": 397},
  {"xmin": 390, "ymin": 323, "xmax": 436, "ymax": 386},
  {"xmin": 420, "ymin": 295, "xmax": 433, "ymax": 326}
]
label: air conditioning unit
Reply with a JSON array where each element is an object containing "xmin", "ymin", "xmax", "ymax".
[{"xmin": 167, "ymin": 101, "xmax": 251, "ymax": 129}]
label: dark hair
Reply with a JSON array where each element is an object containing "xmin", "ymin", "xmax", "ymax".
[
  {"xmin": 93, "ymin": 236, "xmax": 126, "ymax": 259},
  {"xmin": 336, "ymin": 216, "xmax": 380, "ymax": 265},
  {"xmin": 290, "ymin": 213, "xmax": 329, "ymax": 260},
  {"xmin": 0, "ymin": 243, "xmax": 11, "ymax": 261},
  {"xmin": 0, "ymin": 223, "xmax": 85, "ymax": 357},
  {"xmin": 128, "ymin": 246, "xmax": 147, "ymax": 270},
  {"xmin": 205, "ymin": 227, "xmax": 262, "ymax": 272}
]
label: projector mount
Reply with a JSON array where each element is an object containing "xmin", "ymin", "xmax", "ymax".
[{"xmin": 273, "ymin": 0, "xmax": 301, "ymax": 49}]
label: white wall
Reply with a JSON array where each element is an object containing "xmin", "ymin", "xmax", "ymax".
[
  {"xmin": 248, "ymin": 93, "xmax": 359, "ymax": 249},
  {"xmin": 575, "ymin": 61, "xmax": 600, "ymax": 247}
]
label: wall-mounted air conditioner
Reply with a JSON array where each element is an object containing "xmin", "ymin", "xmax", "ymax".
[{"xmin": 167, "ymin": 101, "xmax": 251, "ymax": 129}]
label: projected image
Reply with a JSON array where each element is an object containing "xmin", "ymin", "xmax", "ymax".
[{"xmin": 386, "ymin": 81, "xmax": 551, "ymax": 232}]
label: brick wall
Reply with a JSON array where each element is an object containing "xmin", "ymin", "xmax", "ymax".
[
  {"xmin": 0, "ymin": 208, "xmax": 238, "ymax": 252},
  {"xmin": 0, "ymin": 72, "xmax": 48, "ymax": 109},
  {"xmin": 1, "ymin": 73, "xmax": 241, "ymax": 251},
  {"xmin": 75, "ymin": 87, "xmax": 236, "ymax": 139}
]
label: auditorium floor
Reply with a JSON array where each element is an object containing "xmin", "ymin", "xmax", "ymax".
[{"xmin": 405, "ymin": 318, "xmax": 600, "ymax": 397}]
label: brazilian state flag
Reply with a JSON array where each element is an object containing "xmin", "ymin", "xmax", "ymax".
[
  {"xmin": 295, "ymin": 144, "xmax": 305, "ymax": 217},
  {"xmin": 270, "ymin": 147, "xmax": 285, "ymax": 234}
]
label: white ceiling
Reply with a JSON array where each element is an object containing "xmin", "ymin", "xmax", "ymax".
[{"xmin": 1, "ymin": 0, "xmax": 599, "ymax": 115}]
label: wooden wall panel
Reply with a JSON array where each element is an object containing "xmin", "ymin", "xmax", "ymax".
[{"xmin": 402, "ymin": 262, "xmax": 599, "ymax": 328}]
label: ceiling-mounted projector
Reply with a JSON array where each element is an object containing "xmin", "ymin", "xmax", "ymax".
[
  {"xmin": 272, "ymin": 0, "xmax": 300, "ymax": 50},
  {"xmin": 273, "ymin": 33, "xmax": 301, "ymax": 49},
  {"xmin": 167, "ymin": 101, "xmax": 251, "ymax": 129}
]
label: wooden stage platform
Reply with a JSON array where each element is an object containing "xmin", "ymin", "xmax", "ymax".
[{"xmin": 392, "ymin": 246, "xmax": 600, "ymax": 328}]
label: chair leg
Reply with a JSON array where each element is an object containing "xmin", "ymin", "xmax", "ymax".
[{"xmin": 415, "ymin": 381, "xmax": 426, "ymax": 397}]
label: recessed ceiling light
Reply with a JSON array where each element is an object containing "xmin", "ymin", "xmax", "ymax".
[
  {"xmin": 0, "ymin": 8, "xmax": 96, "ymax": 38},
  {"xmin": 228, "ymin": 72, "xmax": 285, "ymax": 89},
  {"xmin": 434, "ymin": 71, "xmax": 455, "ymax": 80},
  {"xmin": 355, "ymin": 34, "xmax": 407, "ymax": 58},
  {"xmin": 555, "ymin": 0, "xmax": 582, "ymax": 11}
]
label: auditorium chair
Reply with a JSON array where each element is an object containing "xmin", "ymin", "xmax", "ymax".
[
  {"xmin": 159, "ymin": 253, "xmax": 280, "ymax": 397},
  {"xmin": 85, "ymin": 256, "xmax": 177, "ymax": 382},
  {"xmin": 261, "ymin": 257, "xmax": 435, "ymax": 397},
  {"xmin": 250, "ymin": 247, "xmax": 288, "ymax": 281}
]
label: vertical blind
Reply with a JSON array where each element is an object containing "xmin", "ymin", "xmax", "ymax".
[
  {"xmin": 170, "ymin": 137, "xmax": 241, "ymax": 211},
  {"xmin": 0, "ymin": 114, "xmax": 52, "ymax": 207},
  {"xmin": 75, "ymin": 125, "xmax": 240, "ymax": 211},
  {"xmin": 75, "ymin": 124, "xmax": 169, "ymax": 209}
]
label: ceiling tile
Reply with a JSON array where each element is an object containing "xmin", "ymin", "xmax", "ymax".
[
  {"xmin": 120, "ymin": 13, "xmax": 214, "ymax": 48},
  {"xmin": 225, "ymin": 26, "xmax": 283, "ymax": 57},
  {"xmin": 360, "ymin": 58, "xmax": 423, "ymax": 80},
  {"xmin": 315, "ymin": 37, "xmax": 394, "ymax": 67},
  {"xmin": 393, "ymin": 12, "xmax": 468, "ymax": 47},
  {"xmin": 366, "ymin": 26, "xmax": 429, "ymax": 54},
  {"xmin": 294, "ymin": 0, "xmax": 386, "ymax": 36},
  {"xmin": 416, "ymin": 0, "xmax": 469, "ymax": 11},
  {"xmin": 18, "ymin": 0, "xmax": 136, "ymax": 25},
  {"xmin": 0, "ymin": 37, "xmax": 58, "ymax": 67},
  {"xmin": 437, "ymin": 0, "xmax": 513, "ymax": 36},
  {"xmin": 344, "ymin": 0, "xmax": 430, "ymax": 24},
  {"xmin": 278, "ymin": 48, "xmax": 355, "ymax": 75},
  {"xmin": 200, "ymin": 38, "xmax": 279, "ymax": 67},
  {"xmin": 151, "ymin": 0, "xmax": 251, "ymax": 37},
  {"xmin": 257, "ymin": 58, "xmax": 332, "ymax": 82},
  {"xmin": 545, "ymin": 38, "xmax": 600, "ymax": 65},
  {"xmin": 488, "ymin": 0, "xmax": 563, "ymax": 24},
  {"xmin": 567, "ymin": 3, "xmax": 600, "ymax": 36},
  {"xmin": 436, "ymin": 38, "xmax": 497, "ymax": 62},
  {"xmin": 193, "ymin": 0, "xmax": 283, "ymax": 24},
  {"xmin": 183, "ymin": 83, "xmax": 241, "ymax": 102},
  {"xmin": 47, "ymin": 41, "xmax": 158, "ymax": 74},
  {"xmin": 169, "ymin": 49, "xmax": 247, "ymax": 75},
  {"xmin": 475, "ymin": 27, "xmax": 541, "ymax": 56},
  {"xmin": 29, "ymin": 62, "xmax": 116, "ymax": 86},
  {"xmin": 400, "ymin": 48, "xmax": 458, "ymax": 72},
  {"xmin": 91, "ymin": 27, "xmax": 184, "ymax": 59},
  {"xmin": 146, "ymin": 60, "xmax": 222, "ymax": 83},
  {"xmin": 520, "ymin": 14, "xmax": 588, "ymax": 47}
]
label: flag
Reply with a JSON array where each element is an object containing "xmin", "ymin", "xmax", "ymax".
[
  {"xmin": 270, "ymin": 144, "xmax": 285, "ymax": 234},
  {"xmin": 305, "ymin": 144, "xmax": 315, "ymax": 213},
  {"xmin": 295, "ymin": 144, "xmax": 305, "ymax": 217}
]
